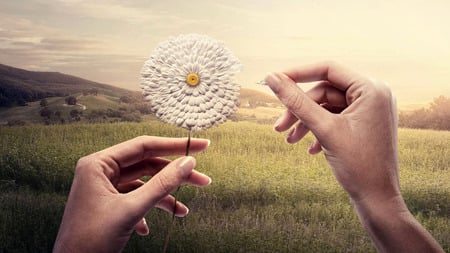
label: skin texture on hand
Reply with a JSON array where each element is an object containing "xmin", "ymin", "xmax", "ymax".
[
  {"xmin": 53, "ymin": 136, "xmax": 211, "ymax": 253},
  {"xmin": 264, "ymin": 61, "xmax": 444, "ymax": 253},
  {"xmin": 265, "ymin": 62, "xmax": 399, "ymax": 201}
]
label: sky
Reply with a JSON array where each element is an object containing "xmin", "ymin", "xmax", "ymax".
[{"xmin": 0, "ymin": 0, "xmax": 449, "ymax": 106}]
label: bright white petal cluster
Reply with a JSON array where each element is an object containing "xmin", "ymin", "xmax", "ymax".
[{"xmin": 141, "ymin": 34, "xmax": 242, "ymax": 132}]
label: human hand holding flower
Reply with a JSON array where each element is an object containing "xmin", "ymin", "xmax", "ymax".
[
  {"xmin": 54, "ymin": 34, "xmax": 240, "ymax": 253},
  {"xmin": 53, "ymin": 136, "xmax": 211, "ymax": 253}
]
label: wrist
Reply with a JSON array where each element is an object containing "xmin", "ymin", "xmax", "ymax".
[
  {"xmin": 351, "ymin": 191, "xmax": 408, "ymax": 216},
  {"xmin": 351, "ymin": 193, "xmax": 444, "ymax": 253},
  {"xmin": 352, "ymin": 194, "xmax": 416, "ymax": 252}
]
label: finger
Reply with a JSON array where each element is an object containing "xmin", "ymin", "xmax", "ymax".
[
  {"xmin": 306, "ymin": 81, "xmax": 347, "ymax": 108},
  {"xmin": 134, "ymin": 218, "xmax": 149, "ymax": 236},
  {"xmin": 96, "ymin": 136, "xmax": 209, "ymax": 173},
  {"xmin": 283, "ymin": 61, "xmax": 367, "ymax": 91},
  {"xmin": 186, "ymin": 170, "xmax": 212, "ymax": 187},
  {"xmin": 282, "ymin": 100, "xmax": 344, "ymax": 145},
  {"xmin": 274, "ymin": 81, "xmax": 346, "ymax": 133},
  {"xmin": 118, "ymin": 182, "xmax": 200, "ymax": 216},
  {"xmin": 117, "ymin": 180, "xmax": 144, "ymax": 193},
  {"xmin": 274, "ymin": 110, "xmax": 298, "ymax": 132},
  {"xmin": 156, "ymin": 195, "xmax": 189, "ymax": 217},
  {"xmin": 308, "ymin": 139, "xmax": 323, "ymax": 155},
  {"xmin": 120, "ymin": 158, "xmax": 211, "ymax": 186},
  {"xmin": 127, "ymin": 156, "xmax": 197, "ymax": 216},
  {"xmin": 265, "ymin": 72, "xmax": 333, "ymax": 138},
  {"xmin": 119, "ymin": 157, "xmax": 171, "ymax": 183},
  {"xmin": 322, "ymin": 103, "xmax": 346, "ymax": 114},
  {"xmin": 286, "ymin": 121, "xmax": 309, "ymax": 144}
]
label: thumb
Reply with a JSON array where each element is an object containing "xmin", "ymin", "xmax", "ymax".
[
  {"xmin": 127, "ymin": 156, "xmax": 196, "ymax": 216},
  {"xmin": 265, "ymin": 72, "xmax": 332, "ymax": 138}
]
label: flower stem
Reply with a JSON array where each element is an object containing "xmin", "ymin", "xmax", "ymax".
[{"xmin": 162, "ymin": 130, "xmax": 191, "ymax": 253}]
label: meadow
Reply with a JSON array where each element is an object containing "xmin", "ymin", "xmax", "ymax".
[{"xmin": 0, "ymin": 121, "xmax": 449, "ymax": 252}]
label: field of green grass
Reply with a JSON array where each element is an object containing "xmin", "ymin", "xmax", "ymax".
[{"xmin": 0, "ymin": 122, "xmax": 449, "ymax": 252}]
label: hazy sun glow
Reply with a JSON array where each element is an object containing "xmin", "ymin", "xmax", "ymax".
[{"xmin": 1, "ymin": 0, "xmax": 449, "ymax": 106}]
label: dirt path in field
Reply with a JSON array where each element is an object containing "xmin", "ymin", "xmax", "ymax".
[{"xmin": 62, "ymin": 103, "xmax": 86, "ymax": 110}]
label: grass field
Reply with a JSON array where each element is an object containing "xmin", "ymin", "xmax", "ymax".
[{"xmin": 0, "ymin": 122, "xmax": 449, "ymax": 252}]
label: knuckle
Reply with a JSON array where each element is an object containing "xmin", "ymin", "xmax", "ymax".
[
  {"xmin": 372, "ymin": 80, "xmax": 393, "ymax": 101},
  {"xmin": 284, "ymin": 93, "xmax": 306, "ymax": 114},
  {"xmin": 75, "ymin": 153, "xmax": 117, "ymax": 180},
  {"xmin": 322, "ymin": 60, "xmax": 338, "ymax": 69},
  {"xmin": 75, "ymin": 155, "xmax": 94, "ymax": 174},
  {"xmin": 135, "ymin": 135, "xmax": 150, "ymax": 142}
]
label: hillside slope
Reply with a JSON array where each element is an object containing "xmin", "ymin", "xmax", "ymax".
[{"xmin": 0, "ymin": 63, "xmax": 135, "ymax": 106}]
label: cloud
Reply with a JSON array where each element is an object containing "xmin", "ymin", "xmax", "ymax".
[
  {"xmin": 39, "ymin": 38, "xmax": 101, "ymax": 51},
  {"xmin": 47, "ymin": 0, "xmax": 206, "ymax": 26},
  {"xmin": 0, "ymin": 12, "xmax": 134, "ymax": 72},
  {"xmin": 0, "ymin": 16, "xmax": 98, "ymax": 53}
]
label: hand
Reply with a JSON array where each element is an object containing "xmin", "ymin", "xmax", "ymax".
[
  {"xmin": 264, "ymin": 61, "xmax": 444, "ymax": 253},
  {"xmin": 265, "ymin": 61, "xmax": 399, "ymax": 201},
  {"xmin": 53, "ymin": 136, "xmax": 211, "ymax": 253}
]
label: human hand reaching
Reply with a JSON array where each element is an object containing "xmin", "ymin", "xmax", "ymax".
[
  {"xmin": 264, "ymin": 61, "xmax": 444, "ymax": 253},
  {"xmin": 265, "ymin": 62, "xmax": 399, "ymax": 201},
  {"xmin": 53, "ymin": 136, "xmax": 211, "ymax": 253}
]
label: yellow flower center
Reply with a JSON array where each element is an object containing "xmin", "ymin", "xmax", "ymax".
[{"xmin": 186, "ymin": 73, "xmax": 200, "ymax": 86}]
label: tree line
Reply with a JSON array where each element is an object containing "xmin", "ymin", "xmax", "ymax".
[{"xmin": 399, "ymin": 96, "xmax": 450, "ymax": 131}]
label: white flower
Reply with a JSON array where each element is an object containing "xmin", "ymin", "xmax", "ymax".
[{"xmin": 141, "ymin": 34, "xmax": 242, "ymax": 132}]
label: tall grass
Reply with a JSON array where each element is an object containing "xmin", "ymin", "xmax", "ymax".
[{"xmin": 0, "ymin": 122, "xmax": 449, "ymax": 252}]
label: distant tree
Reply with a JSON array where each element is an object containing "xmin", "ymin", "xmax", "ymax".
[
  {"xmin": 399, "ymin": 96, "xmax": 450, "ymax": 130},
  {"xmin": 65, "ymin": 96, "xmax": 77, "ymax": 105},
  {"xmin": 69, "ymin": 109, "xmax": 82, "ymax": 121},
  {"xmin": 0, "ymin": 94, "xmax": 12, "ymax": 107},
  {"xmin": 429, "ymin": 96, "xmax": 450, "ymax": 130},
  {"xmin": 40, "ymin": 99, "xmax": 48, "ymax": 107},
  {"xmin": 70, "ymin": 109, "xmax": 80, "ymax": 119},
  {"xmin": 40, "ymin": 107, "xmax": 52, "ymax": 119},
  {"xmin": 54, "ymin": 111, "xmax": 61, "ymax": 118},
  {"xmin": 120, "ymin": 96, "xmax": 132, "ymax": 104},
  {"xmin": 105, "ymin": 109, "xmax": 122, "ymax": 118},
  {"xmin": 7, "ymin": 120, "xmax": 26, "ymax": 126},
  {"xmin": 17, "ymin": 98, "xmax": 27, "ymax": 106},
  {"xmin": 121, "ymin": 112, "xmax": 142, "ymax": 122},
  {"xmin": 134, "ymin": 103, "xmax": 152, "ymax": 114},
  {"xmin": 82, "ymin": 88, "xmax": 99, "ymax": 96}
]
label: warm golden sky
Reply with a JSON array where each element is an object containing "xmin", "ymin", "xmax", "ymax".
[{"xmin": 1, "ymin": 0, "xmax": 449, "ymax": 105}]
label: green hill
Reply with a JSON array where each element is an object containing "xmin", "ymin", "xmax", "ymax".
[
  {"xmin": 0, "ymin": 63, "xmax": 135, "ymax": 107},
  {"xmin": 239, "ymin": 88, "xmax": 281, "ymax": 108}
]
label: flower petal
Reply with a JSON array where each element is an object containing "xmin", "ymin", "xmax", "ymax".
[{"xmin": 141, "ymin": 34, "xmax": 242, "ymax": 131}]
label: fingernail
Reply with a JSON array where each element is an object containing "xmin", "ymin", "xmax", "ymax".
[
  {"xmin": 179, "ymin": 156, "xmax": 195, "ymax": 175},
  {"xmin": 193, "ymin": 138, "xmax": 211, "ymax": 147},
  {"xmin": 273, "ymin": 115, "xmax": 283, "ymax": 131},
  {"xmin": 206, "ymin": 176, "xmax": 212, "ymax": 186},
  {"xmin": 264, "ymin": 72, "xmax": 281, "ymax": 93},
  {"xmin": 286, "ymin": 128, "xmax": 295, "ymax": 144}
]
